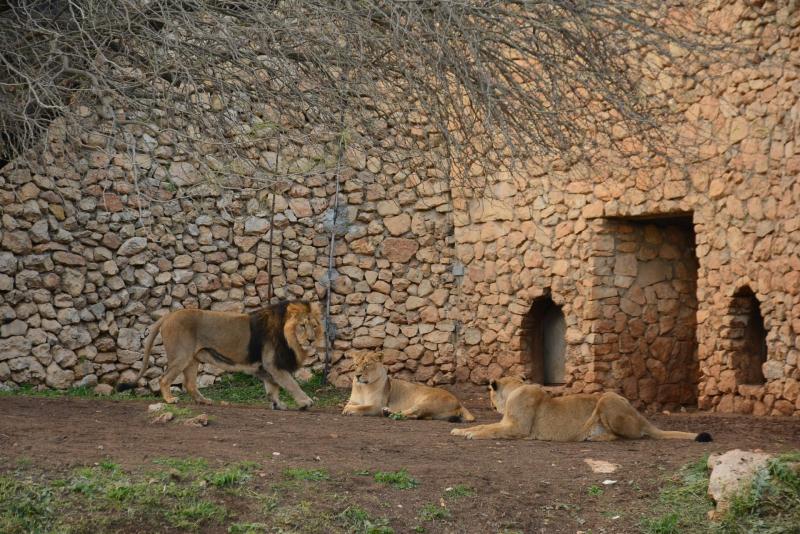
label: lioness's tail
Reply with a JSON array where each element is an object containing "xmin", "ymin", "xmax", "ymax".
[
  {"xmin": 645, "ymin": 422, "xmax": 712, "ymax": 442},
  {"xmin": 116, "ymin": 316, "xmax": 166, "ymax": 392},
  {"xmin": 460, "ymin": 405, "xmax": 476, "ymax": 422}
]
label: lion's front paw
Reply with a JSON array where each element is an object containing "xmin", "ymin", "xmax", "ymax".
[
  {"xmin": 271, "ymin": 400, "xmax": 288, "ymax": 410},
  {"xmin": 297, "ymin": 398, "xmax": 314, "ymax": 411},
  {"xmin": 450, "ymin": 428, "xmax": 467, "ymax": 437},
  {"xmin": 381, "ymin": 407, "xmax": 392, "ymax": 417}
]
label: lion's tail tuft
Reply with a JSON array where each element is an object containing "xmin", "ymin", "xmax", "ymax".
[{"xmin": 695, "ymin": 431, "xmax": 713, "ymax": 443}]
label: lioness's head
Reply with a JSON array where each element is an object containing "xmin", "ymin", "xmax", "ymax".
[
  {"xmin": 488, "ymin": 376, "xmax": 526, "ymax": 414},
  {"xmin": 292, "ymin": 301, "xmax": 324, "ymax": 349},
  {"xmin": 352, "ymin": 352, "xmax": 385, "ymax": 385}
]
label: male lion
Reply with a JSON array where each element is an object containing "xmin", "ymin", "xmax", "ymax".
[
  {"xmin": 342, "ymin": 352, "xmax": 475, "ymax": 422},
  {"xmin": 451, "ymin": 377, "xmax": 712, "ymax": 442},
  {"xmin": 117, "ymin": 300, "xmax": 324, "ymax": 409}
]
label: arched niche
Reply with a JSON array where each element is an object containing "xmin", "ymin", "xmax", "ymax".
[
  {"xmin": 521, "ymin": 294, "xmax": 566, "ymax": 385},
  {"xmin": 729, "ymin": 286, "xmax": 767, "ymax": 385}
]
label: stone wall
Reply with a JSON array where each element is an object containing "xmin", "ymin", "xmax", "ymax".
[
  {"xmin": 451, "ymin": 0, "xmax": 800, "ymax": 415},
  {"xmin": 0, "ymin": 106, "xmax": 460, "ymax": 392},
  {"xmin": 1, "ymin": 0, "xmax": 798, "ymax": 416}
]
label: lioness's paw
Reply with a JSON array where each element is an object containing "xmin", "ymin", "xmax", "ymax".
[
  {"xmin": 381, "ymin": 407, "xmax": 392, "ymax": 417},
  {"xmin": 450, "ymin": 428, "xmax": 466, "ymax": 437},
  {"xmin": 271, "ymin": 400, "xmax": 288, "ymax": 410}
]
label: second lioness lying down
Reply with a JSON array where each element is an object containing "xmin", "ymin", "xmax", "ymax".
[
  {"xmin": 451, "ymin": 377, "xmax": 712, "ymax": 442},
  {"xmin": 342, "ymin": 352, "xmax": 475, "ymax": 422}
]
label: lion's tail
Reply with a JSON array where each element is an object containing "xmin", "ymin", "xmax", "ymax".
[
  {"xmin": 116, "ymin": 315, "xmax": 166, "ymax": 392},
  {"xmin": 644, "ymin": 422, "xmax": 712, "ymax": 442},
  {"xmin": 460, "ymin": 404, "xmax": 476, "ymax": 422}
]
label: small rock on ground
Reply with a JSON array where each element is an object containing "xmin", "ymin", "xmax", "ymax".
[
  {"xmin": 183, "ymin": 414, "xmax": 209, "ymax": 427},
  {"xmin": 151, "ymin": 412, "xmax": 174, "ymax": 424},
  {"xmin": 93, "ymin": 384, "xmax": 113, "ymax": 396}
]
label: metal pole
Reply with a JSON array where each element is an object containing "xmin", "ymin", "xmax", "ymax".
[
  {"xmin": 266, "ymin": 130, "xmax": 281, "ymax": 303},
  {"xmin": 323, "ymin": 114, "xmax": 345, "ymax": 384}
]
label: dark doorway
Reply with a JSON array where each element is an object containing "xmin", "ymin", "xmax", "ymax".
[
  {"xmin": 730, "ymin": 286, "xmax": 767, "ymax": 385},
  {"xmin": 522, "ymin": 295, "xmax": 566, "ymax": 385}
]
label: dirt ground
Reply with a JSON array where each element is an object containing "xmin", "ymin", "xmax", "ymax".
[{"xmin": 2, "ymin": 386, "xmax": 799, "ymax": 534}]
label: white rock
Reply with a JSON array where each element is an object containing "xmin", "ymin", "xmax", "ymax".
[{"xmin": 707, "ymin": 449, "xmax": 772, "ymax": 515}]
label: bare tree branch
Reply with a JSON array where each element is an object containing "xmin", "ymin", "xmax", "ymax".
[{"xmin": 0, "ymin": 0, "xmax": 718, "ymax": 191}]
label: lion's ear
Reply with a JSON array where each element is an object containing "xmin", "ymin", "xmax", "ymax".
[
  {"xmin": 490, "ymin": 380, "xmax": 498, "ymax": 391},
  {"xmin": 518, "ymin": 373, "xmax": 527, "ymax": 382}
]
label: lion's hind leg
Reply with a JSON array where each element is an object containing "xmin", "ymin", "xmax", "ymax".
[
  {"xmin": 576, "ymin": 403, "xmax": 619, "ymax": 442},
  {"xmin": 183, "ymin": 360, "xmax": 213, "ymax": 405},
  {"xmin": 159, "ymin": 327, "xmax": 196, "ymax": 404},
  {"xmin": 159, "ymin": 362, "xmax": 185, "ymax": 404},
  {"xmin": 593, "ymin": 393, "xmax": 648, "ymax": 440},
  {"xmin": 255, "ymin": 368, "xmax": 286, "ymax": 410}
]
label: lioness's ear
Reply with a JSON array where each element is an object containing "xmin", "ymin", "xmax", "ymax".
[
  {"xmin": 518, "ymin": 373, "xmax": 527, "ymax": 382},
  {"xmin": 490, "ymin": 380, "xmax": 498, "ymax": 391}
]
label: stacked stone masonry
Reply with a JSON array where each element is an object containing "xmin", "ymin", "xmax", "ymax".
[{"xmin": 1, "ymin": 1, "xmax": 799, "ymax": 415}]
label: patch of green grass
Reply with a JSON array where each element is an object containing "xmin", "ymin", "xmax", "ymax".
[
  {"xmin": 229, "ymin": 522, "xmax": 270, "ymax": 534},
  {"xmin": 167, "ymin": 499, "xmax": 227, "ymax": 529},
  {"xmin": 0, "ymin": 383, "xmax": 157, "ymax": 401},
  {"xmin": 642, "ymin": 513, "xmax": 680, "ymax": 534},
  {"xmin": 203, "ymin": 371, "xmax": 348, "ymax": 408},
  {"xmin": 270, "ymin": 500, "xmax": 335, "ymax": 533},
  {"xmin": 388, "ymin": 412, "xmax": 406, "ymax": 420},
  {"xmin": 374, "ymin": 469, "xmax": 419, "ymax": 490},
  {"xmin": 14, "ymin": 457, "xmax": 33, "ymax": 469},
  {"xmin": 207, "ymin": 462, "xmax": 258, "ymax": 488},
  {"xmin": 418, "ymin": 503, "xmax": 451, "ymax": 521},
  {"xmin": 284, "ymin": 468, "xmax": 330, "ymax": 482},
  {"xmin": 2, "ymin": 370, "xmax": 348, "ymax": 409},
  {"xmin": 153, "ymin": 457, "xmax": 210, "ymax": 475},
  {"xmin": 641, "ymin": 455, "xmax": 713, "ymax": 534},
  {"xmin": 2, "ymin": 459, "xmax": 239, "ymax": 532},
  {"xmin": 1, "ymin": 456, "xmax": 410, "ymax": 534},
  {"xmin": 588, "ymin": 485, "xmax": 604, "ymax": 496},
  {"xmin": 337, "ymin": 505, "xmax": 394, "ymax": 534},
  {"xmin": 444, "ymin": 484, "xmax": 475, "ymax": 499},
  {"xmin": 0, "ymin": 477, "xmax": 56, "ymax": 534},
  {"xmin": 204, "ymin": 373, "xmax": 266, "ymax": 404}
]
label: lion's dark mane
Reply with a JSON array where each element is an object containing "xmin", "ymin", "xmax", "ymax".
[{"xmin": 247, "ymin": 299, "xmax": 310, "ymax": 372}]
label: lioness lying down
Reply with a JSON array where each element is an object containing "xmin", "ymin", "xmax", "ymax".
[
  {"xmin": 451, "ymin": 377, "xmax": 712, "ymax": 442},
  {"xmin": 342, "ymin": 352, "xmax": 475, "ymax": 422}
]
